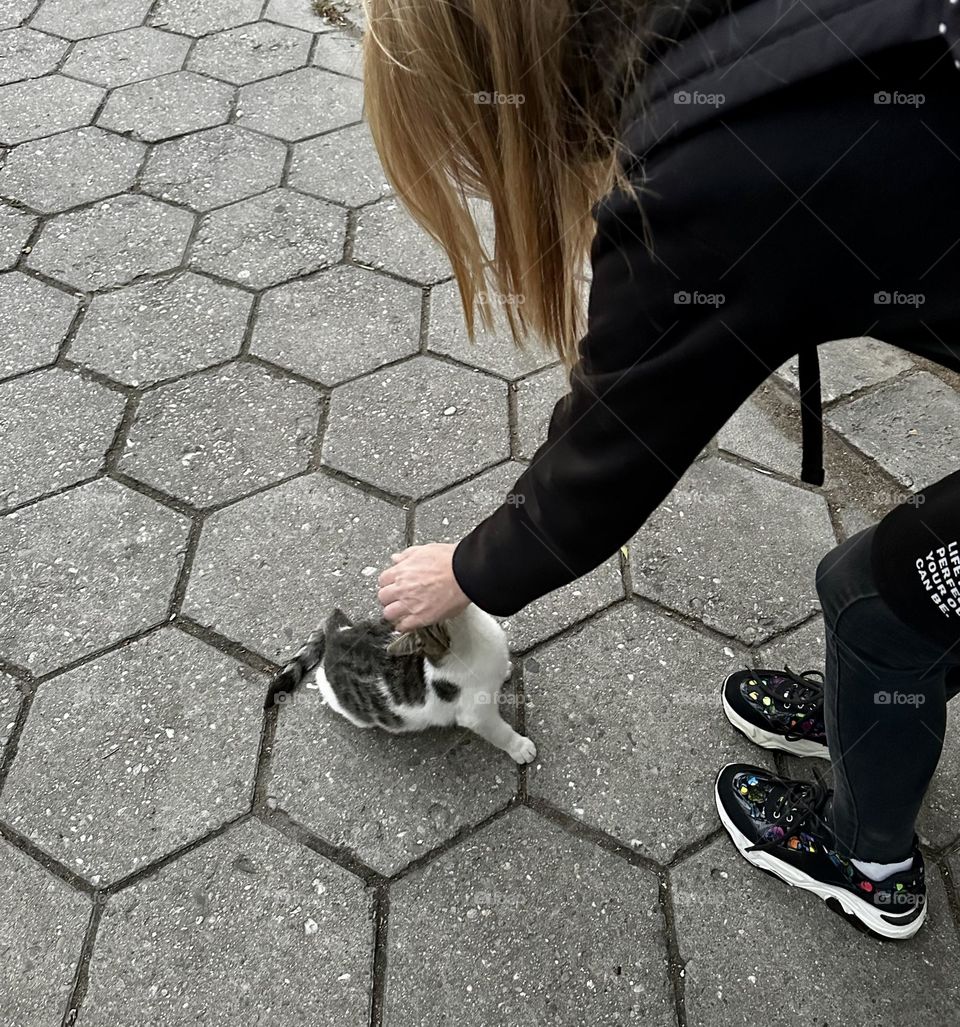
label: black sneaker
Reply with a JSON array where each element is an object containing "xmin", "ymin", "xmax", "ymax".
[
  {"xmin": 715, "ymin": 763, "xmax": 926, "ymax": 940},
  {"xmin": 722, "ymin": 666, "xmax": 829, "ymax": 758}
]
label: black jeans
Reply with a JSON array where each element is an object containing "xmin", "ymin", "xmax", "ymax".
[{"xmin": 817, "ymin": 525, "xmax": 960, "ymax": 862}]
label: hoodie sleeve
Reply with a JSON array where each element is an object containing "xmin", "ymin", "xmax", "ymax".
[{"xmin": 451, "ymin": 174, "xmax": 802, "ymax": 617}]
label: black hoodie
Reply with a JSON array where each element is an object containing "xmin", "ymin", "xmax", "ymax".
[{"xmin": 451, "ymin": 0, "xmax": 960, "ymax": 644}]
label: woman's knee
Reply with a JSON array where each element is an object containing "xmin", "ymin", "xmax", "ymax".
[{"xmin": 815, "ymin": 526, "xmax": 877, "ymax": 624}]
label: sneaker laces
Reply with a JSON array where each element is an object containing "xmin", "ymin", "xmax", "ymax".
[
  {"xmin": 746, "ymin": 777, "xmax": 831, "ymax": 854},
  {"xmin": 766, "ymin": 666, "xmax": 825, "ymax": 739},
  {"xmin": 769, "ymin": 665, "xmax": 824, "ymax": 706}
]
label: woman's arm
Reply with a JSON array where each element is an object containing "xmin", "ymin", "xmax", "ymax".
[
  {"xmin": 451, "ymin": 155, "xmax": 823, "ymax": 616},
  {"xmin": 381, "ymin": 121, "xmax": 829, "ymax": 626}
]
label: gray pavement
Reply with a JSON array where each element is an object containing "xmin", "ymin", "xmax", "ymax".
[{"xmin": 2, "ymin": 1, "xmax": 960, "ymax": 1025}]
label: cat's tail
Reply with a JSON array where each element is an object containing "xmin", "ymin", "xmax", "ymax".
[{"xmin": 263, "ymin": 624, "xmax": 327, "ymax": 710}]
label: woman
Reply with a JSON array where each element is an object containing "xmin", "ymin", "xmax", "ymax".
[{"xmin": 368, "ymin": 0, "xmax": 960, "ymax": 939}]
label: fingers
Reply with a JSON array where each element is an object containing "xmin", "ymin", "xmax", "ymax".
[
  {"xmin": 377, "ymin": 583, "xmax": 403, "ymax": 607},
  {"xmin": 379, "ymin": 548, "xmax": 416, "ymax": 586},
  {"xmin": 381, "ymin": 601, "xmax": 407, "ymax": 624},
  {"xmin": 383, "ymin": 606, "xmax": 424, "ymax": 633}
]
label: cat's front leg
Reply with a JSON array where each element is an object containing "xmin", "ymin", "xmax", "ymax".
[{"xmin": 457, "ymin": 699, "xmax": 536, "ymax": 765}]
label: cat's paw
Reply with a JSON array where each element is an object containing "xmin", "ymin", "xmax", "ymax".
[{"xmin": 509, "ymin": 735, "xmax": 537, "ymax": 764}]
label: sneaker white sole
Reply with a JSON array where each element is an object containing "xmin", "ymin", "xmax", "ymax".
[
  {"xmin": 721, "ymin": 675, "xmax": 830, "ymax": 759},
  {"xmin": 714, "ymin": 765, "xmax": 926, "ymax": 941}
]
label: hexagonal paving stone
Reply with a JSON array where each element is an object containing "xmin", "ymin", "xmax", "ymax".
[
  {"xmin": 237, "ymin": 66, "xmax": 362, "ymax": 141},
  {"xmin": 427, "ymin": 279, "xmax": 555, "ymax": 380},
  {"xmin": 142, "ymin": 124, "xmax": 285, "ymax": 211},
  {"xmin": 0, "ymin": 73, "xmax": 103, "ymax": 145},
  {"xmin": 0, "ymin": 127, "xmax": 145, "ymax": 213},
  {"xmin": 0, "ymin": 670, "xmax": 21, "ymax": 758},
  {"xmin": 717, "ymin": 384, "xmax": 803, "ymax": 478},
  {"xmin": 190, "ymin": 187, "xmax": 345, "ymax": 289},
  {"xmin": 629, "ymin": 458, "xmax": 836, "ymax": 644},
  {"xmin": 0, "ymin": 839, "xmax": 89, "ymax": 1026},
  {"xmin": 79, "ymin": 820, "xmax": 373, "ymax": 1026},
  {"xmin": 0, "ymin": 478, "xmax": 190, "ymax": 674},
  {"xmin": 0, "ymin": 26, "xmax": 68, "ymax": 84},
  {"xmin": 0, "ymin": 271, "xmax": 78, "ymax": 378},
  {"xmin": 416, "ymin": 461, "xmax": 624, "ymax": 651},
  {"xmin": 777, "ymin": 336, "xmax": 914, "ymax": 403},
  {"xmin": 0, "ymin": 367, "xmax": 125, "ymax": 508},
  {"xmin": 323, "ymin": 357, "xmax": 509, "ymax": 499},
  {"xmin": 674, "ymin": 837, "xmax": 960, "ymax": 1026},
  {"xmin": 354, "ymin": 198, "xmax": 454, "ymax": 284},
  {"xmin": 62, "ymin": 26, "xmax": 189, "ymax": 88},
  {"xmin": 0, "ymin": 629, "xmax": 265, "ymax": 884},
  {"xmin": 387, "ymin": 807, "xmax": 674, "ymax": 1025},
  {"xmin": 182, "ymin": 474, "xmax": 405, "ymax": 662},
  {"xmin": 98, "ymin": 70, "xmax": 234, "ymax": 142},
  {"xmin": 69, "ymin": 272, "xmax": 251, "ymax": 386},
  {"xmin": 119, "ymin": 362, "xmax": 321, "ymax": 508},
  {"xmin": 264, "ymin": 0, "xmax": 336, "ymax": 32},
  {"xmin": 270, "ymin": 690, "xmax": 519, "ymax": 874},
  {"xmin": 826, "ymin": 371, "xmax": 960, "ymax": 489},
  {"xmin": 514, "ymin": 362, "xmax": 569, "ymax": 459},
  {"xmin": 0, "ymin": 0, "xmax": 38, "ymax": 29},
  {"xmin": 149, "ymin": 0, "xmax": 262, "ymax": 37},
  {"xmin": 0, "ymin": 200, "xmax": 36, "ymax": 267},
  {"xmin": 26, "ymin": 194, "xmax": 193, "ymax": 292},
  {"xmin": 251, "ymin": 265, "xmax": 421, "ymax": 385},
  {"xmin": 31, "ymin": 0, "xmax": 151, "ymax": 39},
  {"xmin": 311, "ymin": 31, "xmax": 361, "ymax": 78},
  {"xmin": 288, "ymin": 122, "xmax": 391, "ymax": 207},
  {"xmin": 524, "ymin": 603, "xmax": 773, "ymax": 861},
  {"xmin": 188, "ymin": 20, "xmax": 311, "ymax": 84}
]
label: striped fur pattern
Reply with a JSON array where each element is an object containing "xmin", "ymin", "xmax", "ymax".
[
  {"xmin": 264, "ymin": 625, "xmax": 327, "ymax": 709},
  {"xmin": 265, "ymin": 606, "xmax": 537, "ymax": 764}
]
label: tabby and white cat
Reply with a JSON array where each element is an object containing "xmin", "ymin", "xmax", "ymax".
[{"xmin": 265, "ymin": 604, "xmax": 537, "ymax": 764}]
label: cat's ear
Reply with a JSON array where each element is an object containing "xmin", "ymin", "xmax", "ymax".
[
  {"xmin": 326, "ymin": 608, "xmax": 352, "ymax": 632},
  {"xmin": 387, "ymin": 631, "xmax": 421, "ymax": 657},
  {"xmin": 418, "ymin": 624, "xmax": 451, "ymax": 663}
]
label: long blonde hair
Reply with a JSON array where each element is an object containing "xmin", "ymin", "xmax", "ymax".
[{"xmin": 361, "ymin": 0, "xmax": 649, "ymax": 365}]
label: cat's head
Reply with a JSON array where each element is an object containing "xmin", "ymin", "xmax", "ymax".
[{"xmin": 326, "ymin": 608, "xmax": 452, "ymax": 664}]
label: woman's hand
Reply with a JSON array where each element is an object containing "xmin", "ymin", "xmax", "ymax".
[{"xmin": 377, "ymin": 543, "xmax": 470, "ymax": 631}]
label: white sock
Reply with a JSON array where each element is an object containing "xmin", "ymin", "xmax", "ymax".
[{"xmin": 851, "ymin": 855, "xmax": 913, "ymax": 880}]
